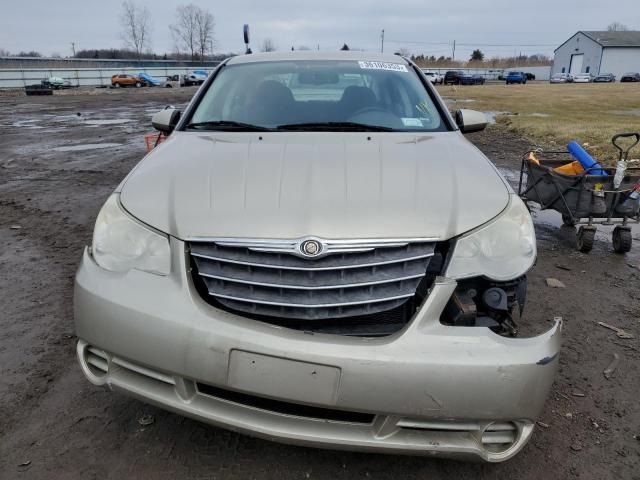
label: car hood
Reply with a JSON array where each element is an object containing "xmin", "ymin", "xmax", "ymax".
[{"xmin": 119, "ymin": 131, "xmax": 510, "ymax": 241}]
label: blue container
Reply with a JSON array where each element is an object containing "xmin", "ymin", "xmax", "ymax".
[{"xmin": 567, "ymin": 141, "xmax": 608, "ymax": 176}]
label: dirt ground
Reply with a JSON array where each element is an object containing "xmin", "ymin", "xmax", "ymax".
[{"xmin": 0, "ymin": 88, "xmax": 639, "ymax": 480}]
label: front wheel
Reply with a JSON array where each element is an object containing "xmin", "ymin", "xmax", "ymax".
[
  {"xmin": 577, "ymin": 226, "xmax": 595, "ymax": 253},
  {"xmin": 135, "ymin": 82, "xmax": 142, "ymax": 88},
  {"xmin": 612, "ymin": 227, "xmax": 632, "ymax": 253},
  {"xmin": 113, "ymin": 83, "xmax": 121, "ymax": 88}
]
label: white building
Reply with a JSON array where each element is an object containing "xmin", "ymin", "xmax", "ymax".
[{"xmin": 552, "ymin": 31, "xmax": 640, "ymax": 79}]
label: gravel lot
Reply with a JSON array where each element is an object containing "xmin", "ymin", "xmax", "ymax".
[{"xmin": 1, "ymin": 88, "xmax": 639, "ymax": 479}]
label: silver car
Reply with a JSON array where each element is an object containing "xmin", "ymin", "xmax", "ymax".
[{"xmin": 75, "ymin": 51, "xmax": 560, "ymax": 462}]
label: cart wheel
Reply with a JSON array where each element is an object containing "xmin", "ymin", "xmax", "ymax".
[
  {"xmin": 612, "ymin": 227, "xmax": 632, "ymax": 253},
  {"xmin": 577, "ymin": 226, "xmax": 595, "ymax": 253},
  {"xmin": 562, "ymin": 214, "xmax": 576, "ymax": 227}
]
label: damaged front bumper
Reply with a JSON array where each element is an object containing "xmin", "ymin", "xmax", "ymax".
[{"xmin": 74, "ymin": 244, "xmax": 561, "ymax": 462}]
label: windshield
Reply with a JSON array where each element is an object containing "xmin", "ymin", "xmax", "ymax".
[{"xmin": 186, "ymin": 60, "xmax": 446, "ymax": 132}]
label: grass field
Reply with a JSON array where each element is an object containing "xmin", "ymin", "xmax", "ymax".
[{"xmin": 438, "ymin": 82, "xmax": 640, "ymax": 163}]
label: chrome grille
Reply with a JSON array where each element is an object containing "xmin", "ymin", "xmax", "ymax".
[{"xmin": 188, "ymin": 239, "xmax": 436, "ymax": 320}]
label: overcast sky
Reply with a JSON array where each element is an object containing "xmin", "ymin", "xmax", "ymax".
[{"xmin": 1, "ymin": 0, "xmax": 638, "ymax": 59}]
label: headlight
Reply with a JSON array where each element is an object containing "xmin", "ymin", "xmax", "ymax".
[
  {"xmin": 445, "ymin": 195, "xmax": 536, "ymax": 281},
  {"xmin": 91, "ymin": 194, "xmax": 171, "ymax": 275}
]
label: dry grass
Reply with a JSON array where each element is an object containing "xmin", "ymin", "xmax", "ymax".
[{"xmin": 438, "ymin": 82, "xmax": 640, "ymax": 163}]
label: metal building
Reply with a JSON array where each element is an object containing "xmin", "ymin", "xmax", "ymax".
[{"xmin": 552, "ymin": 31, "xmax": 640, "ymax": 79}]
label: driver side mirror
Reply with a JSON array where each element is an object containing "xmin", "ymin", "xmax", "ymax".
[
  {"xmin": 455, "ymin": 109, "xmax": 487, "ymax": 134},
  {"xmin": 152, "ymin": 107, "xmax": 181, "ymax": 133}
]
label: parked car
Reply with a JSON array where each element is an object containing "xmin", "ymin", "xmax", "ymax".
[
  {"xmin": 620, "ymin": 72, "xmax": 640, "ymax": 82},
  {"xmin": 180, "ymin": 71, "xmax": 208, "ymax": 86},
  {"xmin": 111, "ymin": 74, "xmax": 143, "ymax": 88},
  {"xmin": 549, "ymin": 73, "xmax": 572, "ymax": 84},
  {"xmin": 75, "ymin": 51, "xmax": 559, "ymax": 462},
  {"xmin": 593, "ymin": 73, "xmax": 615, "ymax": 83},
  {"xmin": 162, "ymin": 75, "xmax": 181, "ymax": 88},
  {"xmin": 572, "ymin": 73, "xmax": 593, "ymax": 83},
  {"xmin": 457, "ymin": 73, "xmax": 485, "ymax": 85},
  {"xmin": 137, "ymin": 73, "xmax": 162, "ymax": 86},
  {"xmin": 443, "ymin": 70, "xmax": 465, "ymax": 85},
  {"xmin": 42, "ymin": 76, "xmax": 72, "ymax": 89},
  {"xmin": 458, "ymin": 73, "xmax": 475, "ymax": 85},
  {"xmin": 421, "ymin": 70, "xmax": 443, "ymax": 84},
  {"xmin": 505, "ymin": 72, "xmax": 527, "ymax": 84},
  {"xmin": 471, "ymin": 74, "xmax": 486, "ymax": 85}
]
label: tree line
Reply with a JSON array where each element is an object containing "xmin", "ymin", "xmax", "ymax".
[
  {"xmin": 409, "ymin": 52, "xmax": 552, "ymax": 68},
  {"xmin": 2, "ymin": 18, "xmax": 633, "ymax": 61}
]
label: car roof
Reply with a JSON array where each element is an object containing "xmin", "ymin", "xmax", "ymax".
[{"xmin": 226, "ymin": 51, "xmax": 411, "ymax": 65}]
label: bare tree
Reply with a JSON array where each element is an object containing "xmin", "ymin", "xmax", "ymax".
[
  {"xmin": 194, "ymin": 8, "xmax": 215, "ymax": 60},
  {"xmin": 170, "ymin": 5, "xmax": 197, "ymax": 59},
  {"xmin": 171, "ymin": 5, "xmax": 215, "ymax": 61},
  {"xmin": 120, "ymin": 1, "xmax": 152, "ymax": 60},
  {"xmin": 261, "ymin": 39, "xmax": 276, "ymax": 52},
  {"xmin": 607, "ymin": 22, "xmax": 629, "ymax": 31}
]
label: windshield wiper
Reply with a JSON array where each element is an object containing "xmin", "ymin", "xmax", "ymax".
[
  {"xmin": 276, "ymin": 122, "xmax": 393, "ymax": 132},
  {"xmin": 185, "ymin": 121, "xmax": 273, "ymax": 131}
]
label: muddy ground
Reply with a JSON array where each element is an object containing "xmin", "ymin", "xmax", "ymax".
[{"xmin": 0, "ymin": 88, "xmax": 639, "ymax": 479}]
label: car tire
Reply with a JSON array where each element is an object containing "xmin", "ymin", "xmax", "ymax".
[
  {"xmin": 165, "ymin": 84, "xmax": 172, "ymax": 88},
  {"xmin": 114, "ymin": 83, "xmax": 120, "ymax": 88},
  {"xmin": 135, "ymin": 82, "xmax": 142, "ymax": 88}
]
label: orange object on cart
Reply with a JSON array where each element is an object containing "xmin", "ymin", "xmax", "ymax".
[
  {"xmin": 526, "ymin": 151, "xmax": 540, "ymax": 165},
  {"xmin": 553, "ymin": 160, "xmax": 585, "ymax": 176},
  {"xmin": 144, "ymin": 133, "xmax": 166, "ymax": 153}
]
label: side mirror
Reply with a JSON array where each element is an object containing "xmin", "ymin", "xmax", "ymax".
[
  {"xmin": 455, "ymin": 109, "xmax": 487, "ymax": 134},
  {"xmin": 152, "ymin": 107, "xmax": 181, "ymax": 133}
]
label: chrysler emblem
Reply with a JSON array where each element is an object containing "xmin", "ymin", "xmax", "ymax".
[{"xmin": 300, "ymin": 239, "xmax": 322, "ymax": 257}]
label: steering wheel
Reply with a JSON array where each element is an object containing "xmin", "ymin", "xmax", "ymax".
[
  {"xmin": 348, "ymin": 106, "xmax": 403, "ymax": 128},
  {"xmin": 350, "ymin": 106, "xmax": 392, "ymax": 117}
]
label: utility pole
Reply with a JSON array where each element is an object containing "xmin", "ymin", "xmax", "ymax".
[
  {"xmin": 71, "ymin": 42, "xmax": 76, "ymax": 57},
  {"xmin": 381, "ymin": 29, "xmax": 385, "ymax": 53},
  {"xmin": 452, "ymin": 40, "xmax": 456, "ymax": 61}
]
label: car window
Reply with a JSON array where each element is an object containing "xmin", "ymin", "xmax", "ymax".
[{"xmin": 187, "ymin": 60, "xmax": 446, "ymax": 131}]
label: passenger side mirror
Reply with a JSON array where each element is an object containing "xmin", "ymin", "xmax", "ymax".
[
  {"xmin": 152, "ymin": 107, "xmax": 181, "ymax": 133},
  {"xmin": 455, "ymin": 109, "xmax": 487, "ymax": 134}
]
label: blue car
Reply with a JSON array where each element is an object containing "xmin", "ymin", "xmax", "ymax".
[
  {"xmin": 137, "ymin": 73, "xmax": 162, "ymax": 86},
  {"xmin": 505, "ymin": 71, "xmax": 527, "ymax": 84},
  {"xmin": 459, "ymin": 73, "xmax": 475, "ymax": 85}
]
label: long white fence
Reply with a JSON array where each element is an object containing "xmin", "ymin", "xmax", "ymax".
[
  {"xmin": 0, "ymin": 65, "xmax": 221, "ymax": 89},
  {"xmin": 0, "ymin": 63, "xmax": 551, "ymax": 89}
]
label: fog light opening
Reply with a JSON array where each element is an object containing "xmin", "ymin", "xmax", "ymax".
[
  {"xmin": 78, "ymin": 342, "xmax": 110, "ymax": 383},
  {"xmin": 480, "ymin": 421, "xmax": 519, "ymax": 454}
]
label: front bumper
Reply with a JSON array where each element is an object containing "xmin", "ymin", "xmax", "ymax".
[{"xmin": 74, "ymin": 240, "xmax": 561, "ymax": 462}]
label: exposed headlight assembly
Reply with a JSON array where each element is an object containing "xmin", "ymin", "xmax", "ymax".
[
  {"xmin": 91, "ymin": 194, "xmax": 171, "ymax": 275},
  {"xmin": 446, "ymin": 195, "xmax": 536, "ymax": 281}
]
